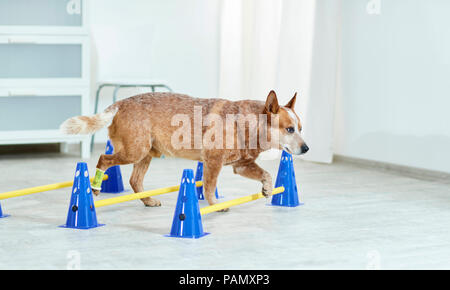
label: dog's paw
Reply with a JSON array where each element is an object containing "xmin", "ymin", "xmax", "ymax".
[
  {"xmin": 206, "ymin": 197, "xmax": 218, "ymax": 206},
  {"xmin": 218, "ymin": 208, "xmax": 230, "ymax": 212},
  {"xmin": 262, "ymin": 183, "xmax": 273, "ymax": 198},
  {"xmin": 143, "ymin": 198, "xmax": 161, "ymax": 207}
]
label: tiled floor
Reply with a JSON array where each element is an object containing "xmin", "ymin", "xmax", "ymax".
[{"xmin": 0, "ymin": 145, "xmax": 449, "ymax": 269}]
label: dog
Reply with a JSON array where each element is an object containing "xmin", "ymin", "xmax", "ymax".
[{"xmin": 60, "ymin": 90, "xmax": 308, "ymax": 208}]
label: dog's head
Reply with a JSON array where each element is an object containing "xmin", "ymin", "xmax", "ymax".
[{"xmin": 264, "ymin": 90, "xmax": 309, "ymax": 155}]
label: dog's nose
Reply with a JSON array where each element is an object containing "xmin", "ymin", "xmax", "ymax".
[{"xmin": 301, "ymin": 144, "xmax": 309, "ymax": 154}]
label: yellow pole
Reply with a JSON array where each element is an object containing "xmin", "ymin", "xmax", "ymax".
[
  {"xmin": 0, "ymin": 175, "xmax": 109, "ymax": 200},
  {"xmin": 200, "ymin": 186, "xmax": 285, "ymax": 215},
  {"xmin": 94, "ymin": 181, "xmax": 203, "ymax": 208}
]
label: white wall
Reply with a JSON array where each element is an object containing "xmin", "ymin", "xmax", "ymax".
[
  {"xmin": 87, "ymin": 0, "xmax": 450, "ymax": 174},
  {"xmin": 334, "ymin": 0, "xmax": 450, "ymax": 173},
  {"xmin": 88, "ymin": 0, "xmax": 220, "ymax": 142}
]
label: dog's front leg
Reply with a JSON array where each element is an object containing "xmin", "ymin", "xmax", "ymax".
[
  {"xmin": 203, "ymin": 156, "xmax": 224, "ymax": 207},
  {"xmin": 233, "ymin": 161, "xmax": 273, "ymax": 198}
]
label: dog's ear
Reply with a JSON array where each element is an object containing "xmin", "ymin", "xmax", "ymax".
[
  {"xmin": 285, "ymin": 92, "xmax": 297, "ymax": 109},
  {"xmin": 264, "ymin": 90, "xmax": 280, "ymax": 114}
]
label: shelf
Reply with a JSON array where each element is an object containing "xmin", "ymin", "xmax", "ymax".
[
  {"xmin": 0, "ymin": 1, "xmax": 91, "ymax": 158},
  {"xmin": 0, "ymin": 0, "xmax": 88, "ymax": 35},
  {"xmin": 0, "ymin": 130, "xmax": 89, "ymax": 145},
  {"xmin": 0, "ymin": 34, "xmax": 90, "ymax": 88}
]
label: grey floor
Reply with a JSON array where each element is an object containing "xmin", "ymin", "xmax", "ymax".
[{"xmin": 0, "ymin": 145, "xmax": 449, "ymax": 270}]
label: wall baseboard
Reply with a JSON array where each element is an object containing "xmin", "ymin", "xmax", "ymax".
[
  {"xmin": 333, "ymin": 154, "xmax": 450, "ymax": 183},
  {"xmin": 0, "ymin": 143, "xmax": 61, "ymax": 155}
]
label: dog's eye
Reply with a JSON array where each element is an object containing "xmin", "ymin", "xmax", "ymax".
[{"xmin": 286, "ymin": 127, "xmax": 295, "ymax": 134}]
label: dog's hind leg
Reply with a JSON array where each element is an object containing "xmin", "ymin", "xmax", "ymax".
[
  {"xmin": 93, "ymin": 143, "xmax": 150, "ymax": 195},
  {"xmin": 130, "ymin": 155, "xmax": 161, "ymax": 207},
  {"xmin": 92, "ymin": 151, "xmax": 137, "ymax": 195}
]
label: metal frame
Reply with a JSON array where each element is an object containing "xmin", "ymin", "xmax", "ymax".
[{"xmin": 90, "ymin": 82, "xmax": 172, "ymax": 152}]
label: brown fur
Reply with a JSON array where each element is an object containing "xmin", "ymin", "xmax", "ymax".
[{"xmin": 62, "ymin": 90, "xmax": 306, "ymax": 208}]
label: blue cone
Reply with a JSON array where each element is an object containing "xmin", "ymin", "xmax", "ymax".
[
  {"xmin": 194, "ymin": 162, "xmax": 221, "ymax": 200},
  {"xmin": 101, "ymin": 140, "xmax": 125, "ymax": 194},
  {"xmin": 271, "ymin": 151, "xmax": 302, "ymax": 207},
  {"xmin": 167, "ymin": 169, "xmax": 208, "ymax": 238},
  {"xmin": 0, "ymin": 203, "xmax": 9, "ymax": 218},
  {"xmin": 60, "ymin": 162, "xmax": 104, "ymax": 229}
]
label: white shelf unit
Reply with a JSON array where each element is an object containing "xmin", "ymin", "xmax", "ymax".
[{"xmin": 0, "ymin": 0, "xmax": 91, "ymax": 158}]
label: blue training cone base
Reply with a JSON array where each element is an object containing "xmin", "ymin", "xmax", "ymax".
[
  {"xmin": 266, "ymin": 201, "xmax": 304, "ymax": 208},
  {"xmin": 60, "ymin": 162, "xmax": 104, "ymax": 230},
  {"xmin": 271, "ymin": 150, "xmax": 302, "ymax": 207},
  {"xmin": 100, "ymin": 140, "xmax": 126, "ymax": 194},
  {"xmin": 59, "ymin": 224, "xmax": 105, "ymax": 230},
  {"xmin": 0, "ymin": 204, "xmax": 9, "ymax": 218},
  {"xmin": 102, "ymin": 188, "xmax": 131, "ymax": 195},
  {"xmin": 164, "ymin": 232, "xmax": 210, "ymax": 239},
  {"xmin": 167, "ymin": 169, "xmax": 209, "ymax": 239}
]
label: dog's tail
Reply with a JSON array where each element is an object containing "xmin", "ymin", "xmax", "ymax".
[{"xmin": 60, "ymin": 105, "xmax": 119, "ymax": 135}]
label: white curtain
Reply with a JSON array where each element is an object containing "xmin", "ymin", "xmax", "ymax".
[{"xmin": 218, "ymin": 0, "xmax": 341, "ymax": 163}]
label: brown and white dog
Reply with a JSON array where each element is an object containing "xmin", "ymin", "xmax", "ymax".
[{"xmin": 60, "ymin": 90, "xmax": 308, "ymax": 208}]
